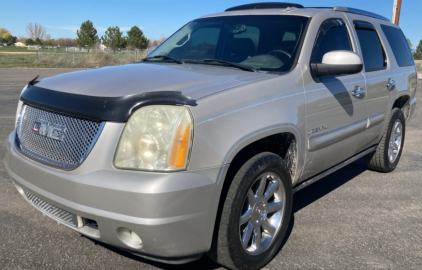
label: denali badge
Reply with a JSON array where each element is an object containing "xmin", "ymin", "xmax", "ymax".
[
  {"xmin": 32, "ymin": 120, "xmax": 67, "ymax": 141},
  {"xmin": 308, "ymin": 125, "xmax": 328, "ymax": 136}
]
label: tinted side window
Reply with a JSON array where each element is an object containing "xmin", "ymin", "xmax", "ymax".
[
  {"xmin": 312, "ymin": 19, "xmax": 352, "ymax": 63},
  {"xmin": 381, "ymin": 25, "xmax": 414, "ymax": 67},
  {"xmin": 354, "ymin": 21, "xmax": 386, "ymax": 72}
]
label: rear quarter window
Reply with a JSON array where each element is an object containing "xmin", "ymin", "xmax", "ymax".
[{"xmin": 381, "ymin": 25, "xmax": 414, "ymax": 67}]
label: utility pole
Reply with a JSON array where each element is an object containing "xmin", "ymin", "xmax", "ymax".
[{"xmin": 392, "ymin": 0, "xmax": 403, "ymax": 25}]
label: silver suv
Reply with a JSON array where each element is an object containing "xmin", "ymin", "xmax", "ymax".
[{"xmin": 4, "ymin": 3, "xmax": 418, "ymax": 270}]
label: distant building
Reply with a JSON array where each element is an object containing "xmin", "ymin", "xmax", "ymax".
[
  {"xmin": 14, "ymin": 42, "xmax": 26, "ymax": 47},
  {"xmin": 100, "ymin": 43, "xmax": 107, "ymax": 51}
]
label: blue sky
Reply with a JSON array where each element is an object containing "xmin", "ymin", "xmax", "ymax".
[{"xmin": 2, "ymin": 0, "xmax": 421, "ymax": 48}]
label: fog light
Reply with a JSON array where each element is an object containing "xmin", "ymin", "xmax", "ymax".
[{"xmin": 116, "ymin": 227, "xmax": 143, "ymax": 249}]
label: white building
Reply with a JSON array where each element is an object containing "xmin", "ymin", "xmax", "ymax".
[{"xmin": 14, "ymin": 42, "xmax": 26, "ymax": 47}]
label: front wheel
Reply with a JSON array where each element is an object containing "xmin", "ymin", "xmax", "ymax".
[
  {"xmin": 209, "ymin": 152, "xmax": 292, "ymax": 270},
  {"xmin": 365, "ymin": 108, "xmax": 406, "ymax": 172}
]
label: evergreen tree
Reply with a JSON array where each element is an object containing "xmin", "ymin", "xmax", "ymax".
[
  {"xmin": 407, "ymin": 38, "xmax": 413, "ymax": 50},
  {"xmin": 101, "ymin": 26, "xmax": 124, "ymax": 53},
  {"xmin": 25, "ymin": 38, "xmax": 35, "ymax": 45},
  {"xmin": 76, "ymin": 20, "xmax": 98, "ymax": 52},
  {"xmin": 126, "ymin": 26, "xmax": 149, "ymax": 49},
  {"xmin": 6, "ymin": 35, "xmax": 17, "ymax": 43},
  {"xmin": 417, "ymin": 39, "xmax": 422, "ymax": 54},
  {"xmin": 414, "ymin": 40, "xmax": 422, "ymax": 60},
  {"xmin": 35, "ymin": 38, "xmax": 43, "ymax": 45}
]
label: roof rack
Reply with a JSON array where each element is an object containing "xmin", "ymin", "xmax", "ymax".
[
  {"xmin": 225, "ymin": 2, "xmax": 304, "ymax": 12},
  {"xmin": 224, "ymin": 3, "xmax": 390, "ymax": 22},
  {"xmin": 333, "ymin": 6, "xmax": 390, "ymax": 22}
]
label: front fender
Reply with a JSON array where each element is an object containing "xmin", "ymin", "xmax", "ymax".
[{"xmin": 187, "ymin": 66, "xmax": 306, "ymax": 186}]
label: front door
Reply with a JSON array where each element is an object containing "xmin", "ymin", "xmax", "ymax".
[{"xmin": 300, "ymin": 16, "xmax": 367, "ymax": 180}]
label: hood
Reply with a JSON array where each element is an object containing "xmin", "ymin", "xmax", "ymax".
[{"xmin": 36, "ymin": 63, "xmax": 274, "ymax": 100}]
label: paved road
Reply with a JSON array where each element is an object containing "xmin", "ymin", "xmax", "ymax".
[{"xmin": 0, "ymin": 68, "xmax": 421, "ymax": 270}]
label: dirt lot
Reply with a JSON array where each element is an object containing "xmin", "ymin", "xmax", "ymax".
[{"xmin": 0, "ymin": 68, "xmax": 421, "ymax": 270}]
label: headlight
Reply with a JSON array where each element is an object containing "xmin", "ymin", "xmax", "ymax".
[
  {"xmin": 15, "ymin": 84, "xmax": 28, "ymax": 128},
  {"xmin": 114, "ymin": 105, "xmax": 193, "ymax": 171}
]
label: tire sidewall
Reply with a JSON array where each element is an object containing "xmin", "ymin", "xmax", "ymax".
[
  {"xmin": 228, "ymin": 154, "xmax": 292, "ymax": 269},
  {"xmin": 383, "ymin": 109, "xmax": 406, "ymax": 171}
]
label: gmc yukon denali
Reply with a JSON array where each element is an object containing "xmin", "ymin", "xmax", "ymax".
[{"xmin": 4, "ymin": 3, "xmax": 417, "ymax": 269}]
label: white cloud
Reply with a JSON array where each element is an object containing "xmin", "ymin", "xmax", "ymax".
[{"xmin": 46, "ymin": 26, "xmax": 79, "ymax": 32}]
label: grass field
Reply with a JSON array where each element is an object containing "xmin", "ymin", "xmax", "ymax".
[
  {"xmin": 0, "ymin": 46, "xmax": 147, "ymax": 68},
  {"xmin": 0, "ymin": 46, "xmax": 31, "ymax": 53}
]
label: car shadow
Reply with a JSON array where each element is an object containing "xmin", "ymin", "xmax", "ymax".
[
  {"xmin": 82, "ymin": 236, "xmax": 222, "ymax": 269},
  {"xmin": 274, "ymin": 158, "xmax": 368, "ymax": 257},
  {"xmin": 322, "ymin": 77, "xmax": 355, "ymax": 117},
  {"xmin": 292, "ymin": 158, "xmax": 367, "ymax": 213}
]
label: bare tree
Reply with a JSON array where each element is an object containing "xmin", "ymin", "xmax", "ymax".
[
  {"xmin": 148, "ymin": 34, "xmax": 168, "ymax": 47},
  {"xmin": 45, "ymin": 34, "xmax": 51, "ymax": 41},
  {"xmin": 26, "ymin": 23, "xmax": 47, "ymax": 40}
]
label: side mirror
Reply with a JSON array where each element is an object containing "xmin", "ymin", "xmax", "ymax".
[
  {"xmin": 147, "ymin": 46, "xmax": 158, "ymax": 56},
  {"xmin": 311, "ymin": 51, "xmax": 363, "ymax": 77}
]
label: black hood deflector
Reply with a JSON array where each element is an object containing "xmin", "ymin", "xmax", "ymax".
[{"xmin": 20, "ymin": 85, "xmax": 197, "ymax": 122}]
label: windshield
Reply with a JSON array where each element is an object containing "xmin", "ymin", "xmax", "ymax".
[{"xmin": 148, "ymin": 15, "xmax": 309, "ymax": 72}]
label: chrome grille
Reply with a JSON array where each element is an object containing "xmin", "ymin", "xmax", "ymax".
[
  {"xmin": 24, "ymin": 189, "xmax": 78, "ymax": 227},
  {"xmin": 16, "ymin": 104, "xmax": 104, "ymax": 170}
]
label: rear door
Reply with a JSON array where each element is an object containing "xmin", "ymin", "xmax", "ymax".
[
  {"xmin": 300, "ymin": 14, "xmax": 367, "ymax": 181},
  {"xmin": 345, "ymin": 14, "xmax": 394, "ymax": 149}
]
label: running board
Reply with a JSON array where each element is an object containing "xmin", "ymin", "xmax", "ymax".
[{"xmin": 293, "ymin": 146, "xmax": 377, "ymax": 193}]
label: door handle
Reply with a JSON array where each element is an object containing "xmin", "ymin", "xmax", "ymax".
[
  {"xmin": 387, "ymin": 79, "xmax": 396, "ymax": 90},
  {"xmin": 352, "ymin": 86, "xmax": 366, "ymax": 99}
]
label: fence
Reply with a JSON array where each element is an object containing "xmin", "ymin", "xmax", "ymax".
[{"xmin": 26, "ymin": 46, "xmax": 149, "ymax": 67}]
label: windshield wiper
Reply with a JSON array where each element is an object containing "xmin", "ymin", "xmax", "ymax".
[
  {"xmin": 142, "ymin": 55, "xmax": 184, "ymax": 64},
  {"xmin": 202, "ymin": 59, "xmax": 256, "ymax": 72}
]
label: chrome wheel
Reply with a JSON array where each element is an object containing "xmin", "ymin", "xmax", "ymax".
[
  {"xmin": 239, "ymin": 172, "xmax": 285, "ymax": 255},
  {"xmin": 388, "ymin": 120, "xmax": 403, "ymax": 163}
]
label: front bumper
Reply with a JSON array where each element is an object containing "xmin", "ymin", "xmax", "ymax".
[{"xmin": 3, "ymin": 123, "xmax": 228, "ymax": 261}]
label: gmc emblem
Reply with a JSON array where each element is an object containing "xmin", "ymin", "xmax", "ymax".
[{"xmin": 32, "ymin": 120, "xmax": 67, "ymax": 141}]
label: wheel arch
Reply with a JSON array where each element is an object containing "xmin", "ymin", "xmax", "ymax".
[
  {"xmin": 223, "ymin": 124, "xmax": 301, "ymax": 165},
  {"xmin": 392, "ymin": 94, "xmax": 411, "ymax": 122},
  {"xmin": 392, "ymin": 94, "xmax": 410, "ymax": 110}
]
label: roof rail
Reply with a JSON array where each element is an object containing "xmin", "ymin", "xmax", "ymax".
[
  {"xmin": 223, "ymin": 3, "xmax": 390, "ymax": 22},
  {"xmin": 225, "ymin": 2, "xmax": 304, "ymax": 12},
  {"xmin": 333, "ymin": 6, "xmax": 390, "ymax": 22}
]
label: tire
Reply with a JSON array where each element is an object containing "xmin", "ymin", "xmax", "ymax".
[
  {"xmin": 209, "ymin": 152, "xmax": 292, "ymax": 270},
  {"xmin": 365, "ymin": 108, "xmax": 406, "ymax": 172}
]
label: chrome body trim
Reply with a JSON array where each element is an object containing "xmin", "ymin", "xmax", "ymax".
[
  {"xmin": 24, "ymin": 189, "xmax": 80, "ymax": 227},
  {"xmin": 293, "ymin": 146, "xmax": 377, "ymax": 193},
  {"xmin": 15, "ymin": 104, "xmax": 105, "ymax": 170}
]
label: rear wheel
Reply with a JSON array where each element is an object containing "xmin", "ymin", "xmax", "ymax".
[
  {"xmin": 365, "ymin": 108, "xmax": 405, "ymax": 172},
  {"xmin": 209, "ymin": 152, "xmax": 292, "ymax": 270}
]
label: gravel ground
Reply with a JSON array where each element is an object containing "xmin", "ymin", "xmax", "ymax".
[{"xmin": 0, "ymin": 68, "xmax": 421, "ymax": 270}]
